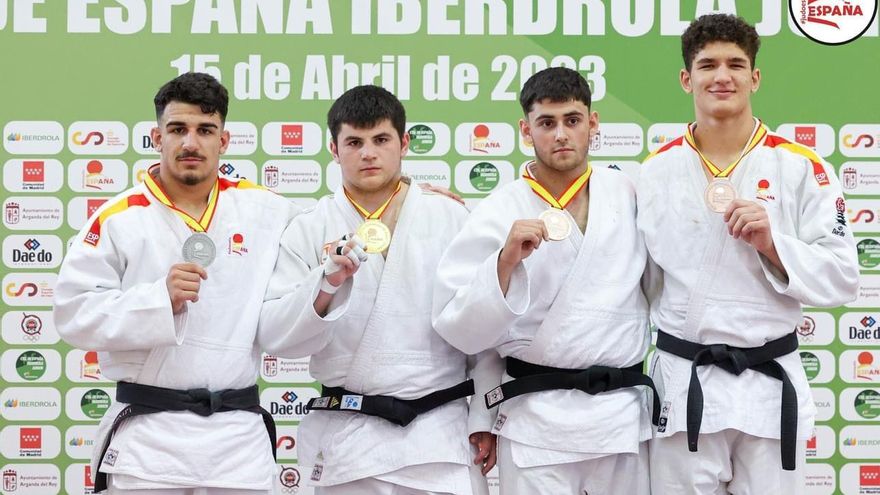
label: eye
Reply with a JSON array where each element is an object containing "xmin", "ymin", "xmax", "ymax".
[
  {"xmin": 347, "ymin": 140, "xmax": 361, "ymax": 148},
  {"xmin": 567, "ymin": 117, "xmax": 581, "ymax": 126},
  {"xmin": 376, "ymin": 136, "xmax": 389, "ymax": 144},
  {"xmin": 539, "ymin": 120, "xmax": 553, "ymax": 128},
  {"xmin": 170, "ymin": 127, "xmax": 185, "ymax": 134},
  {"xmin": 198, "ymin": 128, "xmax": 214, "ymax": 135}
]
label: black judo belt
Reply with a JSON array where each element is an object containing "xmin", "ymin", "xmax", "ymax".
[
  {"xmin": 484, "ymin": 357, "xmax": 661, "ymax": 426},
  {"xmin": 655, "ymin": 330, "xmax": 799, "ymax": 471},
  {"xmin": 92, "ymin": 381, "xmax": 276, "ymax": 493},
  {"xmin": 306, "ymin": 379, "xmax": 475, "ymax": 427}
]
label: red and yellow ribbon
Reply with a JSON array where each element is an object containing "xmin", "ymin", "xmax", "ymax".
[
  {"xmin": 344, "ymin": 181, "xmax": 403, "ymax": 220},
  {"xmin": 143, "ymin": 164, "xmax": 219, "ymax": 232},
  {"xmin": 684, "ymin": 120, "xmax": 768, "ymax": 178},
  {"xmin": 522, "ymin": 162, "xmax": 592, "ymax": 209}
]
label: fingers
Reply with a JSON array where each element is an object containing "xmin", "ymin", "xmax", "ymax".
[
  {"xmin": 172, "ymin": 262, "xmax": 208, "ymax": 280},
  {"xmin": 482, "ymin": 440, "xmax": 497, "ymax": 475}
]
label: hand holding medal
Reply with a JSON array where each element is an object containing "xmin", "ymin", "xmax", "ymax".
[
  {"xmin": 685, "ymin": 120, "xmax": 767, "ymax": 213},
  {"xmin": 522, "ymin": 161, "xmax": 591, "ymax": 240},
  {"xmin": 344, "ymin": 181, "xmax": 403, "ymax": 254}
]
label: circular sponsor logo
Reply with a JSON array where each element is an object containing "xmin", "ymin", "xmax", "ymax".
[
  {"xmin": 279, "ymin": 466, "xmax": 301, "ymax": 489},
  {"xmin": 854, "ymin": 389, "xmax": 880, "ymax": 419},
  {"xmin": 789, "ymin": 0, "xmax": 879, "ymax": 45},
  {"xmin": 408, "ymin": 124, "xmax": 436, "ymax": 154},
  {"xmin": 469, "ymin": 162, "xmax": 499, "ymax": 191},
  {"xmin": 80, "ymin": 389, "xmax": 111, "ymax": 419},
  {"xmin": 800, "ymin": 351, "xmax": 821, "ymax": 380},
  {"xmin": 15, "ymin": 350, "xmax": 46, "ymax": 380},
  {"xmin": 858, "ymin": 239, "xmax": 880, "ymax": 268}
]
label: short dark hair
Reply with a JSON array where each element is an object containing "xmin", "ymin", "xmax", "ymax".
[
  {"xmin": 519, "ymin": 67, "xmax": 592, "ymax": 115},
  {"xmin": 154, "ymin": 72, "xmax": 229, "ymax": 123},
  {"xmin": 327, "ymin": 85, "xmax": 406, "ymax": 143},
  {"xmin": 681, "ymin": 14, "xmax": 760, "ymax": 71}
]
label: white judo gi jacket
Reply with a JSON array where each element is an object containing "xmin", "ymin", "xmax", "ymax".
[
  {"xmin": 53, "ymin": 167, "xmax": 299, "ymax": 489},
  {"xmin": 637, "ymin": 123, "xmax": 859, "ymax": 442},
  {"xmin": 433, "ymin": 167, "xmax": 653, "ymax": 468},
  {"xmin": 259, "ymin": 183, "xmax": 498, "ymax": 493}
]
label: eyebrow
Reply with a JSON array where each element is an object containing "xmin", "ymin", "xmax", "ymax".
[
  {"xmin": 694, "ymin": 56, "xmax": 750, "ymax": 65},
  {"xmin": 344, "ymin": 132, "xmax": 392, "ymax": 142},
  {"xmin": 165, "ymin": 121, "xmax": 219, "ymax": 129},
  {"xmin": 535, "ymin": 111, "xmax": 584, "ymax": 120}
]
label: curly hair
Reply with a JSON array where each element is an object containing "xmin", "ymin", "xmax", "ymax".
[
  {"xmin": 154, "ymin": 72, "xmax": 229, "ymax": 123},
  {"xmin": 681, "ymin": 14, "xmax": 760, "ymax": 71}
]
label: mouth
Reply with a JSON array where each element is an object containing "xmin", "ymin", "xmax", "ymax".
[
  {"xmin": 177, "ymin": 154, "xmax": 205, "ymax": 163},
  {"xmin": 709, "ymin": 89, "xmax": 736, "ymax": 97},
  {"xmin": 553, "ymin": 148, "xmax": 574, "ymax": 154}
]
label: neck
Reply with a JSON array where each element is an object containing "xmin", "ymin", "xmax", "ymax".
[
  {"xmin": 155, "ymin": 167, "xmax": 215, "ymax": 212},
  {"xmin": 531, "ymin": 160, "xmax": 589, "ymax": 198},
  {"xmin": 344, "ymin": 176, "xmax": 402, "ymax": 212},
  {"xmin": 692, "ymin": 111, "xmax": 756, "ymax": 156}
]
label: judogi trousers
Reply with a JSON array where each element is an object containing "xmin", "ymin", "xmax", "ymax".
[
  {"xmin": 497, "ymin": 437, "xmax": 649, "ymax": 495},
  {"xmin": 650, "ymin": 430, "xmax": 806, "ymax": 495}
]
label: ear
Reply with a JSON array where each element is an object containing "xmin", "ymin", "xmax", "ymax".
[
  {"xmin": 519, "ymin": 118, "xmax": 532, "ymax": 145},
  {"xmin": 150, "ymin": 126, "xmax": 162, "ymax": 152},
  {"xmin": 751, "ymin": 68, "xmax": 761, "ymax": 93},
  {"xmin": 219, "ymin": 128, "xmax": 230, "ymax": 155},
  {"xmin": 588, "ymin": 111, "xmax": 600, "ymax": 138},
  {"xmin": 329, "ymin": 140, "xmax": 340, "ymax": 163},
  {"xmin": 400, "ymin": 132, "xmax": 410, "ymax": 159},
  {"xmin": 680, "ymin": 68, "xmax": 693, "ymax": 94}
]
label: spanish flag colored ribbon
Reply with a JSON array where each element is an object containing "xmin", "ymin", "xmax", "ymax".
[
  {"xmin": 685, "ymin": 120, "xmax": 768, "ymax": 178},
  {"xmin": 522, "ymin": 162, "xmax": 592, "ymax": 209},
  {"xmin": 144, "ymin": 164, "xmax": 219, "ymax": 232},
  {"xmin": 344, "ymin": 181, "xmax": 403, "ymax": 220}
]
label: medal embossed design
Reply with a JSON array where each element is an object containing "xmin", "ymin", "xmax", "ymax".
[
  {"xmin": 539, "ymin": 208, "xmax": 572, "ymax": 241},
  {"xmin": 345, "ymin": 181, "xmax": 403, "ymax": 254},
  {"xmin": 182, "ymin": 232, "xmax": 216, "ymax": 267},
  {"xmin": 684, "ymin": 119, "xmax": 767, "ymax": 214},
  {"xmin": 522, "ymin": 162, "xmax": 592, "ymax": 241},
  {"xmin": 703, "ymin": 179, "xmax": 737, "ymax": 213}
]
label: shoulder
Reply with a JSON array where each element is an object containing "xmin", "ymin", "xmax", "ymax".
[
  {"xmin": 761, "ymin": 131, "xmax": 833, "ymax": 186},
  {"xmin": 81, "ymin": 184, "xmax": 152, "ymax": 247},
  {"xmin": 642, "ymin": 136, "xmax": 686, "ymax": 166}
]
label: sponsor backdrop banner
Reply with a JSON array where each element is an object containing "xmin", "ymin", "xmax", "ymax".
[{"xmin": 1, "ymin": 1, "xmax": 879, "ymax": 493}]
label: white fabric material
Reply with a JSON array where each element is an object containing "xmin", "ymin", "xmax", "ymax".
[
  {"xmin": 497, "ymin": 437, "xmax": 649, "ymax": 495},
  {"xmin": 433, "ymin": 167, "xmax": 652, "ymax": 468},
  {"xmin": 53, "ymin": 176, "xmax": 300, "ymax": 489},
  {"xmin": 638, "ymin": 128, "xmax": 859, "ymax": 442},
  {"xmin": 109, "ymin": 473, "xmax": 270, "ymax": 494},
  {"xmin": 260, "ymin": 184, "xmax": 499, "ymax": 492},
  {"xmin": 649, "ymin": 430, "xmax": 806, "ymax": 495}
]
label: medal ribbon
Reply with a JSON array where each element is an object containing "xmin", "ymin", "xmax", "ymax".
[
  {"xmin": 344, "ymin": 181, "xmax": 403, "ymax": 220},
  {"xmin": 685, "ymin": 119, "xmax": 768, "ymax": 178},
  {"xmin": 522, "ymin": 162, "xmax": 592, "ymax": 209},
  {"xmin": 144, "ymin": 164, "xmax": 219, "ymax": 232}
]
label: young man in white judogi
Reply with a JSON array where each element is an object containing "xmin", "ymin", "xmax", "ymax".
[
  {"xmin": 259, "ymin": 85, "xmax": 497, "ymax": 495},
  {"xmin": 53, "ymin": 73, "xmax": 299, "ymax": 494},
  {"xmin": 433, "ymin": 67, "xmax": 655, "ymax": 495},
  {"xmin": 639, "ymin": 14, "xmax": 859, "ymax": 495}
]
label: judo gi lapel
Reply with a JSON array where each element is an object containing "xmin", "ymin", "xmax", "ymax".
[
  {"xmin": 679, "ymin": 141, "xmax": 755, "ymax": 342},
  {"xmin": 521, "ymin": 174, "xmax": 603, "ymax": 364},
  {"xmin": 342, "ymin": 183, "xmax": 420, "ymax": 392}
]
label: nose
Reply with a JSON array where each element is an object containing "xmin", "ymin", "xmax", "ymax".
[
  {"xmin": 181, "ymin": 132, "xmax": 198, "ymax": 150},
  {"xmin": 360, "ymin": 143, "xmax": 377, "ymax": 160},
  {"xmin": 714, "ymin": 65, "xmax": 733, "ymax": 83},
  {"xmin": 555, "ymin": 124, "xmax": 568, "ymax": 143}
]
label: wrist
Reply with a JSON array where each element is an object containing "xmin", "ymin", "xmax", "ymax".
[{"xmin": 320, "ymin": 277, "xmax": 340, "ymax": 295}]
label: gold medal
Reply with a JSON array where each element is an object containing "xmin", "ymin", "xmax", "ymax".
[
  {"xmin": 539, "ymin": 208, "xmax": 571, "ymax": 241},
  {"xmin": 703, "ymin": 179, "xmax": 737, "ymax": 213},
  {"xmin": 345, "ymin": 181, "xmax": 403, "ymax": 254},
  {"xmin": 356, "ymin": 219, "xmax": 392, "ymax": 253}
]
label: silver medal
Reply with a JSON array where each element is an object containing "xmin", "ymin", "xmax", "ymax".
[{"xmin": 182, "ymin": 232, "xmax": 216, "ymax": 267}]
